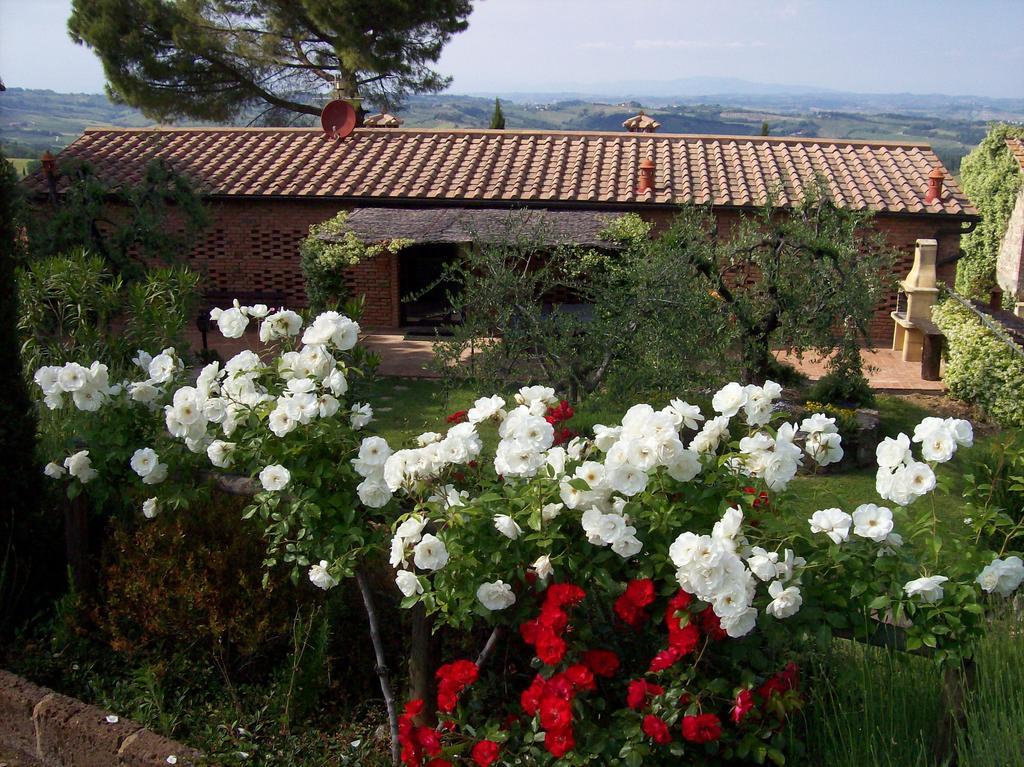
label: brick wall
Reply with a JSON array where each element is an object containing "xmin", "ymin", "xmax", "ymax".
[
  {"xmin": 174, "ymin": 199, "xmax": 962, "ymax": 342},
  {"xmin": 0, "ymin": 669, "xmax": 202, "ymax": 767}
]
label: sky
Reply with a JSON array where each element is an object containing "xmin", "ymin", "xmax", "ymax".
[{"xmin": 1, "ymin": 0, "xmax": 1022, "ymax": 98}]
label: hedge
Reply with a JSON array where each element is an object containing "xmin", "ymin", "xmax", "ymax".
[{"xmin": 933, "ymin": 299, "xmax": 1024, "ymax": 427}]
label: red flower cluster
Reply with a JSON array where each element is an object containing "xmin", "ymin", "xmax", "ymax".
[
  {"xmin": 398, "ymin": 700, "xmax": 449, "ymax": 767},
  {"xmin": 698, "ymin": 606, "xmax": 729, "ymax": 641},
  {"xmin": 545, "ymin": 400, "xmax": 576, "ymax": 446},
  {"xmin": 626, "ymin": 679, "xmax": 665, "ymax": 710},
  {"xmin": 757, "ymin": 661, "xmax": 800, "ymax": 702},
  {"xmin": 681, "ymin": 712, "xmax": 723, "ymax": 744},
  {"xmin": 614, "ymin": 579, "xmax": 656, "ymax": 627},
  {"xmin": 648, "ymin": 589, "xmax": 702, "ymax": 672},
  {"xmin": 581, "ymin": 649, "xmax": 620, "ymax": 678},
  {"xmin": 520, "ymin": 670, "xmax": 588, "ymax": 758},
  {"xmin": 446, "ymin": 410, "xmax": 468, "ymax": 424},
  {"xmin": 743, "ymin": 485, "xmax": 771, "ymax": 509},
  {"xmin": 520, "ymin": 583, "xmax": 586, "ymax": 667},
  {"xmin": 435, "ymin": 659, "xmax": 479, "ymax": 713}
]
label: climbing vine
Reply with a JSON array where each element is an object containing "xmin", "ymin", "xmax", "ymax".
[
  {"xmin": 956, "ymin": 124, "xmax": 1024, "ymax": 300},
  {"xmin": 299, "ymin": 212, "xmax": 411, "ymax": 312}
]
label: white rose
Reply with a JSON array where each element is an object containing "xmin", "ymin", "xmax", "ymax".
[
  {"xmin": 259, "ymin": 464, "xmax": 291, "ymax": 492},
  {"xmin": 207, "ymin": 440, "xmax": 236, "ymax": 468},
  {"xmin": 64, "ymin": 450, "xmax": 97, "ymax": 482},
  {"xmin": 808, "ymin": 508, "xmax": 852, "ymax": 544},
  {"xmin": 130, "ymin": 447, "xmax": 159, "ymax": 478},
  {"xmin": 720, "ymin": 607, "xmax": 757, "ymax": 638},
  {"xmin": 396, "ymin": 515, "xmax": 427, "ymax": 542},
  {"xmin": 142, "ymin": 498, "xmax": 159, "ymax": 519},
  {"xmin": 976, "ymin": 556, "xmax": 1024, "ymax": 597},
  {"xmin": 542, "ymin": 502, "xmax": 564, "ymax": 521},
  {"xmin": 309, "ymin": 560, "xmax": 338, "ymax": 590},
  {"xmin": 945, "ymin": 418, "xmax": 973, "ymax": 448},
  {"xmin": 395, "ymin": 570, "xmax": 424, "ymax": 597},
  {"xmin": 493, "ymin": 514, "xmax": 523, "ymax": 540},
  {"xmin": 532, "ymin": 555, "xmax": 554, "ymax": 580},
  {"xmin": 903, "ymin": 575, "xmax": 948, "ymax": 603},
  {"xmin": 712, "ymin": 382, "xmax": 747, "ymax": 418},
  {"xmin": 413, "ymin": 534, "xmax": 449, "ymax": 571},
  {"xmin": 919, "ymin": 427, "xmax": 956, "ymax": 463},
  {"xmin": 876, "ymin": 434, "xmax": 911, "ymax": 469},
  {"xmin": 57, "ymin": 362, "xmax": 89, "ymax": 392},
  {"xmin": 468, "ymin": 395, "xmax": 506, "ymax": 424},
  {"xmin": 476, "ymin": 580, "xmax": 517, "ymax": 611},
  {"xmin": 350, "ymin": 403, "xmax": 373, "ymax": 430},
  {"xmin": 852, "ymin": 503, "xmax": 894, "ymax": 542},
  {"xmin": 142, "ymin": 462, "xmax": 168, "ymax": 485},
  {"xmin": 766, "ymin": 581, "xmax": 802, "ymax": 619},
  {"xmin": 357, "ymin": 478, "xmax": 392, "ymax": 508},
  {"xmin": 666, "ymin": 449, "xmax": 701, "ymax": 482},
  {"xmin": 44, "ymin": 461, "xmax": 67, "ymax": 479},
  {"xmin": 215, "ymin": 307, "xmax": 249, "ymax": 339},
  {"xmin": 746, "ymin": 546, "xmax": 780, "ymax": 581},
  {"xmin": 358, "ymin": 437, "xmax": 393, "ymax": 467}
]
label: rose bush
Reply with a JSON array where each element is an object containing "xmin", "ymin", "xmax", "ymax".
[{"xmin": 34, "ymin": 299, "xmax": 1024, "ymax": 765}]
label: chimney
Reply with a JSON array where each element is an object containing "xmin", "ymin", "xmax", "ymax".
[
  {"xmin": 41, "ymin": 150, "xmax": 58, "ymax": 204},
  {"xmin": 638, "ymin": 156, "xmax": 655, "ymax": 194},
  {"xmin": 924, "ymin": 167, "xmax": 944, "ymax": 204},
  {"xmin": 623, "ymin": 111, "xmax": 660, "ymax": 133}
]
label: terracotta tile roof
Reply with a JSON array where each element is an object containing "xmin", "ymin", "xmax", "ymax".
[
  {"xmin": 1007, "ymin": 138, "xmax": 1024, "ymax": 173},
  {"xmin": 25, "ymin": 127, "xmax": 977, "ymax": 218}
]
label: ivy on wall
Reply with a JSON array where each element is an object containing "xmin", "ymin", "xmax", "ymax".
[
  {"xmin": 298, "ymin": 212, "xmax": 412, "ymax": 313},
  {"xmin": 956, "ymin": 124, "xmax": 1024, "ymax": 300},
  {"xmin": 933, "ymin": 298, "xmax": 1024, "ymax": 427}
]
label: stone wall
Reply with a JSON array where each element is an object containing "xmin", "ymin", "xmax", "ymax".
[
  {"xmin": 996, "ymin": 188, "xmax": 1024, "ymax": 301},
  {"xmin": 0, "ymin": 670, "xmax": 202, "ymax": 767}
]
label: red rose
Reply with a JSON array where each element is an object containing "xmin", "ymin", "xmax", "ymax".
[
  {"xmin": 668, "ymin": 621, "xmax": 701, "ymax": 656},
  {"xmin": 731, "ymin": 689, "xmax": 755, "ymax": 724},
  {"xmin": 582, "ymin": 649, "xmax": 620, "ymax": 678},
  {"xmin": 564, "ymin": 664, "xmax": 595, "ymax": 692},
  {"xmin": 625, "ymin": 579, "xmax": 656, "ymax": 607},
  {"xmin": 521, "ymin": 674, "xmax": 546, "ymax": 716},
  {"xmin": 436, "ymin": 690, "xmax": 458, "ymax": 713},
  {"xmin": 470, "ymin": 740, "xmax": 500, "ymax": 767},
  {"xmin": 614, "ymin": 594, "xmax": 643, "ymax": 627},
  {"xmin": 681, "ymin": 713, "xmax": 722, "ymax": 744},
  {"xmin": 699, "ymin": 607, "xmax": 728, "ymax": 641},
  {"xmin": 544, "ymin": 726, "xmax": 575, "ymax": 758},
  {"xmin": 667, "ymin": 588, "xmax": 693, "ymax": 613},
  {"xmin": 552, "ymin": 426, "xmax": 575, "ymax": 445},
  {"xmin": 626, "ymin": 679, "xmax": 664, "ymax": 710},
  {"xmin": 538, "ymin": 604, "xmax": 569, "ymax": 634},
  {"xmin": 648, "ymin": 647, "xmax": 681, "ymax": 673},
  {"xmin": 545, "ymin": 583, "xmax": 586, "ymax": 607},
  {"xmin": 404, "ymin": 699, "xmax": 425, "ymax": 718},
  {"xmin": 642, "ymin": 715, "xmax": 673, "ymax": 745},
  {"xmin": 415, "ymin": 726, "xmax": 442, "ymax": 756},
  {"xmin": 535, "ymin": 630, "xmax": 567, "ymax": 666},
  {"xmin": 436, "ymin": 660, "xmax": 479, "ymax": 688},
  {"xmin": 539, "ymin": 695, "xmax": 573, "ymax": 731},
  {"xmin": 446, "ymin": 410, "xmax": 468, "ymax": 424},
  {"xmin": 543, "ymin": 674, "xmax": 574, "ymax": 701},
  {"xmin": 520, "ymin": 618, "xmax": 540, "ymax": 645}
]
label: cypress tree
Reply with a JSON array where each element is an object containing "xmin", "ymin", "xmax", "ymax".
[{"xmin": 490, "ymin": 98, "xmax": 506, "ymax": 130}]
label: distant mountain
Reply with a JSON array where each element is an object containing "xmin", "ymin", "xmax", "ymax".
[
  {"xmin": 4, "ymin": 85, "xmax": 1021, "ymax": 174},
  {"xmin": 470, "ymin": 76, "xmax": 839, "ymax": 102}
]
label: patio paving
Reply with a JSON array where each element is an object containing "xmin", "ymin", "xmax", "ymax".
[{"xmin": 187, "ymin": 328, "xmax": 945, "ymax": 392}]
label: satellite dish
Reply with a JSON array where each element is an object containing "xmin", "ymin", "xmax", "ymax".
[{"xmin": 321, "ymin": 99, "xmax": 357, "ymax": 140}]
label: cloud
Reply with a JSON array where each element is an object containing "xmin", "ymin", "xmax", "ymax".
[{"xmin": 633, "ymin": 39, "xmax": 768, "ymax": 50}]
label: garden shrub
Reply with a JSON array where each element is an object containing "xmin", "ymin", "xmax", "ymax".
[
  {"xmin": 299, "ymin": 212, "xmax": 411, "ymax": 313},
  {"xmin": 33, "ymin": 298, "xmax": 1024, "ymax": 766},
  {"xmin": 98, "ymin": 493, "xmax": 299, "ymax": 662},
  {"xmin": 956, "ymin": 124, "xmax": 1024, "ymax": 300},
  {"xmin": 932, "ymin": 298, "xmax": 1024, "ymax": 427}
]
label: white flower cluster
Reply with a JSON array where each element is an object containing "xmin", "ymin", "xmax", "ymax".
[
  {"xmin": 670, "ymin": 507, "xmax": 805, "ymax": 638},
  {"xmin": 44, "ymin": 450, "xmax": 97, "ymax": 483},
  {"xmin": 388, "ymin": 515, "xmax": 450, "ymax": 597},
  {"xmin": 374, "ymin": 423, "xmax": 483, "ymax": 497},
  {"xmin": 34, "ymin": 360, "xmax": 124, "ymax": 412},
  {"xmin": 208, "ymin": 300, "xmax": 304, "ymax": 342},
  {"xmin": 875, "ymin": 417, "xmax": 972, "ymax": 506},
  {"xmin": 808, "ymin": 503, "xmax": 898, "ymax": 547}
]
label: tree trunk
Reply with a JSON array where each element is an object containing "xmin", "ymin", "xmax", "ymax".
[
  {"xmin": 63, "ymin": 494, "xmax": 94, "ymax": 595},
  {"xmin": 408, "ymin": 602, "xmax": 439, "ymax": 725}
]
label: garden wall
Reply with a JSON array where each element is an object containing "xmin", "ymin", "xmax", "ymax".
[
  {"xmin": 0, "ymin": 669, "xmax": 202, "ymax": 767},
  {"xmin": 160, "ymin": 198, "xmax": 963, "ymax": 341}
]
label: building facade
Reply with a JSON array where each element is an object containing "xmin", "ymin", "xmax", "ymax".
[{"xmin": 29, "ymin": 126, "xmax": 979, "ymax": 341}]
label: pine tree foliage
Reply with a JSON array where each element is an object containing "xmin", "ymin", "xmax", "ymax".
[{"xmin": 68, "ymin": 0, "xmax": 473, "ymax": 122}]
